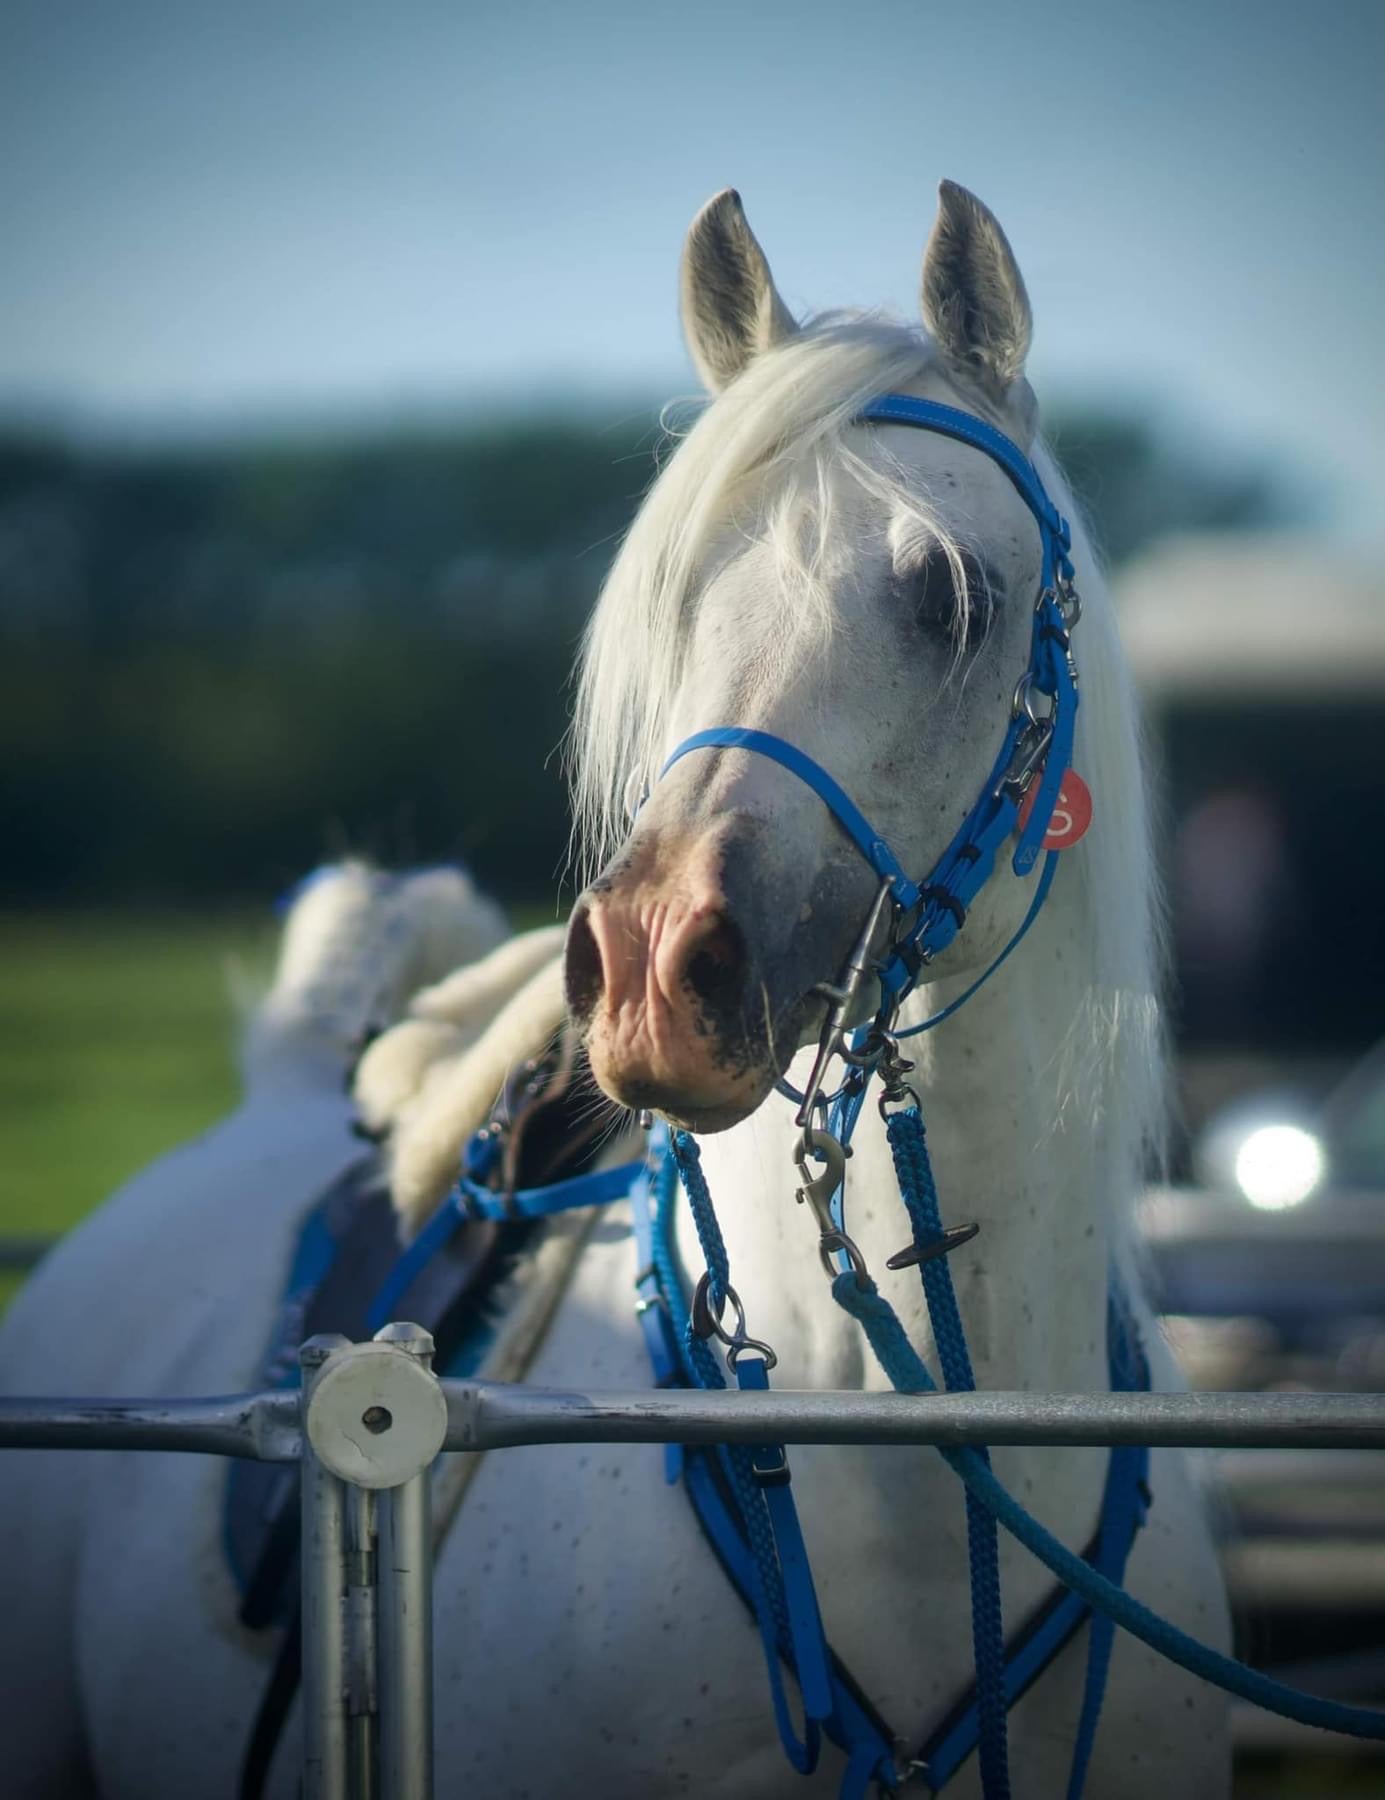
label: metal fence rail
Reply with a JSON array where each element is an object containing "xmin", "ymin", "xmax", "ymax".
[
  {"xmin": 2, "ymin": 1328, "xmax": 1383, "ymax": 1800},
  {"xmin": 4, "ymin": 1380, "xmax": 1385, "ymax": 1459}
]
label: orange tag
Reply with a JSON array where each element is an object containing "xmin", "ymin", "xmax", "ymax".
[{"xmin": 1018, "ymin": 770, "xmax": 1093, "ymax": 849}]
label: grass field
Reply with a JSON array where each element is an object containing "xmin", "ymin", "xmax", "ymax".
[
  {"xmin": 0, "ymin": 900, "xmax": 555, "ymax": 1301},
  {"xmin": 0, "ymin": 911, "xmax": 277, "ymax": 1300}
]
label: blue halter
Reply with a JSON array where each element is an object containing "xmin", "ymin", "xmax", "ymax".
[
  {"xmin": 630, "ymin": 396, "xmax": 1385, "ymax": 1792},
  {"xmin": 410, "ymin": 390, "xmax": 1385, "ymax": 1796},
  {"xmin": 659, "ymin": 395, "xmax": 1081, "ymax": 1010}
]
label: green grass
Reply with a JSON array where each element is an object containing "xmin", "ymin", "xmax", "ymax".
[
  {"xmin": 0, "ymin": 901, "xmax": 555, "ymax": 1304},
  {"xmin": 0, "ymin": 913, "xmax": 275, "ymax": 1260}
]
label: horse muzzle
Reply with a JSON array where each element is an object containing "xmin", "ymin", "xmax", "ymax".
[{"xmin": 565, "ymin": 814, "xmax": 865, "ymax": 1132}]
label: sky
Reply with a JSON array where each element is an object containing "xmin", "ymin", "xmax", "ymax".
[{"xmin": 2, "ymin": 0, "xmax": 1381, "ymax": 541}]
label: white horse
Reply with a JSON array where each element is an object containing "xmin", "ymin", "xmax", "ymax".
[{"xmin": 1, "ymin": 183, "xmax": 1231, "ymax": 1798}]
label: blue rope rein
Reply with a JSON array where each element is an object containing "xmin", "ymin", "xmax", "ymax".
[
  {"xmin": 885, "ymin": 1108, "xmax": 1010, "ymax": 1799},
  {"xmin": 663, "ymin": 1131, "xmax": 824, "ymax": 1773},
  {"xmin": 658, "ymin": 1142, "xmax": 788, "ymax": 1640},
  {"xmin": 832, "ymin": 1270, "xmax": 1385, "ymax": 1744},
  {"xmin": 670, "ymin": 1128, "xmax": 730, "ymax": 1310},
  {"xmin": 648, "ymin": 1118, "xmax": 1385, "ymax": 1790}
]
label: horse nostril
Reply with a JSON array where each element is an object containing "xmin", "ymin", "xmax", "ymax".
[
  {"xmin": 565, "ymin": 904, "xmax": 604, "ymax": 1023},
  {"xmin": 684, "ymin": 914, "xmax": 747, "ymax": 1008}
]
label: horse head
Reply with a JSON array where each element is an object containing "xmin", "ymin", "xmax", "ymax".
[{"xmin": 566, "ymin": 183, "xmax": 1067, "ymax": 1132}]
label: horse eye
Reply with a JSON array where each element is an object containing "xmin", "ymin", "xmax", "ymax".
[{"xmin": 894, "ymin": 548, "xmax": 995, "ymax": 648}]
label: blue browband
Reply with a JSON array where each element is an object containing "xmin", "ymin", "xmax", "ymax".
[{"xmin": 659, "ymin": 393, "xmax": 1080, "ymax": 1007}]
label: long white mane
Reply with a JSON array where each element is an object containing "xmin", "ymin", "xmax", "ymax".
[{"xmin": 570, "ymin": 316, "xmax": 1166, "ymax": 1236}]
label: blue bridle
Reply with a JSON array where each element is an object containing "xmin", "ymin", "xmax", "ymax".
[
  {"xmin": 425, "ymin": 390, "xmax": 1385, "ymax": 1795},
  {"xmin": 658, "ymin": 394, "xmax": 1082, "ymax": 1013}
]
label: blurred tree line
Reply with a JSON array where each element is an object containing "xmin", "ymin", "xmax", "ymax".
[{"xmin": 0, "ymin": 405, "xmax": 1283, "ymax": 909}]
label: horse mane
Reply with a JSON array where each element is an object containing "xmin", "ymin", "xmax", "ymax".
[
  {"xmin": 568, "ymin": 315, "xmax": 1166, "ymax": 1245},
  {"xmin": 1029, "ymin": 445, "xmax": 1169, "ymax": 1260}
]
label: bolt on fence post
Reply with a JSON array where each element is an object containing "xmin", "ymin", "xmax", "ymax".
[
  {"xmin": 373, "ymin": 1322, "xmax": 438, "ymax": 1800},
  {"xmin": 300, "ymin": 1333, "xmax": 354, "ymax": 1800}
]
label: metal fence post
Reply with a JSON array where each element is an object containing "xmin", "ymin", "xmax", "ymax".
[
  {"xmin": 300, "ymin": 1333, "xmax": 354, "ymax": 1800},
  {"xmin": 373, "ymin": 1323, "xmax": 437, "ymax": 1800},
  {"xmin": 303, "ymin": 1324, "xmax": 448, "ymax": 1800}
]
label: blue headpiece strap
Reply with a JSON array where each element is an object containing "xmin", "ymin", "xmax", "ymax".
[{"xmin": 857, "ymin": 395, "xmax": 1075, "ymax": 586}]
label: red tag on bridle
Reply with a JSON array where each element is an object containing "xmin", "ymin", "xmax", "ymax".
[{"xmin": 1017, "ymin": 770, "xmax": 1093, "ymax": 849}]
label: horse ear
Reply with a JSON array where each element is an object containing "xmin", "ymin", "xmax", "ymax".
[
  {"xmin": 922, "ymin": 181, "xmax": 1033, "ymax": 392},
  {"xmin": 680, "ymin": 189, "xmax": 798, "ymax": 393}
]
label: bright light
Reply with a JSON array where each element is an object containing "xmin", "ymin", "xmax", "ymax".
[{"xmin": 1233, "ymin": 1125, "xmax": 1325, "ymax": 1211}]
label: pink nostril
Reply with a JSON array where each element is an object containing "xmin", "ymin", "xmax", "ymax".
[{"xmin": 564, "ymin": 904, "xmax": 605, "ymax": 1024}]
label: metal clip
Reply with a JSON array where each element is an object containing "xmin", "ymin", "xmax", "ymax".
[
  {"xmin": 875, "ymin": 1036, "xmax": 917, "ymax": 1108},
  {"xmin": 794, "ymin": 1128, "xmax": 847, "ymax": 1239},
  {"xmin": 795, "ymin": 1128, "xmax": 870, "ymax": 1283},
  {"xmin": 998, "ymin": 716, "xmax": 1054, "ymax": 800}
]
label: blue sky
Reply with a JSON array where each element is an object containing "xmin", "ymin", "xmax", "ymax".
[{"xmin": 2, "ymin": 0, "xmax": 1380, "ymax": 539}]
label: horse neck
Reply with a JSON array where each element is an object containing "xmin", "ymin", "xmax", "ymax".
[
  {"xmin": 896, "ymin": 879, "xmax": 1122, "ymax": 1387},
  {"xmin": 685, "ymin": 861, "xmax": 1123, "ymax": 1394}
]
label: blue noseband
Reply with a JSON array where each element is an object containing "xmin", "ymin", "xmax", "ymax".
[{"xmin": 658, "ymin": 394, "xmax": 1081, "ymax": 1008}]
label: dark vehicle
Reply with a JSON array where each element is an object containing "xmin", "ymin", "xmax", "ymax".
[{"xmin": 1140, "ymin": 1042, "xmax": 1385, "ymax": 1765}]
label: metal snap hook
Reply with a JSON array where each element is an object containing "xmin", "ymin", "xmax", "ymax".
[
  {"xmin": 795, "ymin": 1130, "xmax": 872, "ymax": 1284},
  {"xmin": 875, "ymin": 1036, "xmax": 916, "ymax": 1103},
  {"xmin": 877, "ymin": 1079, "xmax": 922, "ymax": 1117},
  {"xmin": 794, "ymin": 1128, "xmax": 848, "ymax": 1241}
]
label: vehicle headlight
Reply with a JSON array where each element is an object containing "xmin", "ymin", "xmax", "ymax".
[{"xmin": 1233, "ymin": 1124, "xmax": 1326, "ymax": 1210}]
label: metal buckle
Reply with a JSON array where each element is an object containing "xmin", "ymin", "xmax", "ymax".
[{"xmin": 750, "ymin": 1445, "xmax": 792, "ymax": 1487}]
